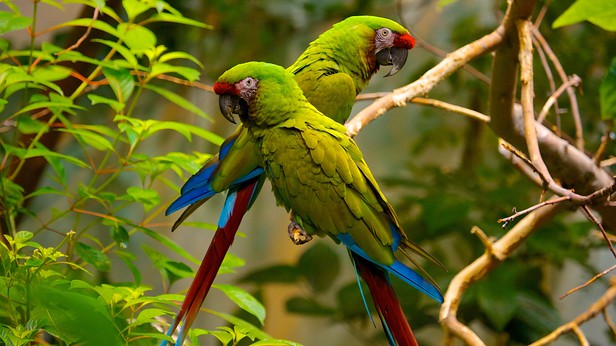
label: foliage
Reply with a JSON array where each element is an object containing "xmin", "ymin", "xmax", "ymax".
[{"xmin": 0, "ymin": 0, "xmax": 283, "ymax": 345}]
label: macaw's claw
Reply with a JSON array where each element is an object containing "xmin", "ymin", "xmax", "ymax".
[{"xmin": 288, "ymin": 220, "xmax": 313, "ymax": 245}]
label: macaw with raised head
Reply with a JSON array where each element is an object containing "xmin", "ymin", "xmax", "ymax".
[
  {"xmin": 163, "ymin": 16, "xmax": 421, "ymax": 346},
  {"xmin": 211, "ymin": 61, "xmax": 442, "ymax": 345}
]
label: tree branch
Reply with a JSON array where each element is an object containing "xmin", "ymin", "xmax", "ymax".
[{"xmin": 530, "ymin": 280, "xmax": 616, "ymax": 346}]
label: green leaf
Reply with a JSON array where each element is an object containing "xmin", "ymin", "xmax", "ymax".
[
  {"xmin": 117, "ymin": 23, "xmax": 156, "ymax": 53},
  {"xmin": 251, "ymin": 340, "xmax": 304, "ymax": 346},
  {"xmin": 87, "ymin": 94, "xmax": 125, "ymax": 113},
  {"xmin": 128, "ymin": 308, "xmax": 170, "ymax": 328},
  {"xmin": 140, "ymin": 228, "xmax": 199, "ymax": 264},
  {"xmin": 147, "ymin": 13, "xmax": 213, "ymax": 29},
  {"xmin": 124, "ymin": 186, "xmax": 161, "ymax": 211},
  {"xmin": 285, "ymin": 296, "xmax": 335, "ymax": 316},
  {"xmin": 30, "ymin": 65, "xmax": 72, "ymax": 82},
  {"xmin": 0, "ymin": 12, "xmax": 32, "ymax": 34},
  {"xmin": 32, "ymin": 285, "xmax": 123, "ymax": 345},
  {"xmin": 150, "ymin": 62, "xmax": 201, "ymax": 82},
  {"xmin": 91, "ymin": 39, "xmax": 139, "ymax": 68},
  {"xmin": 122, "ymin": 0, "xmax": 151, "ymax": 20},
  {"xmin": 59, "ymin": 18, "xmax": 119, "ymax": 38},
  {"xmin": 207, "ymin": 310, "xmax": 272, "ymax": 341},
  {"xmin": 11, "ymin": 100, "xmax": 84, "ymax": 117},
  {"xmin": 16, "ymin": 115, "xmax": 48, "ymax": 135},
  {"xmin": 297, "ymin": 242, "xmax": 340, "ymax": 292},
  {"xmin": 75, "ymin": 242, "xmax": 111, "ymax": 272},
  {"xmin": 58, "ymin": 128, "xmax": 115, "ymax": 151},
  {"xmin": 159, "ymin": 51, "xmax": 204, "ymax": 69},
  {"xmin": 144, "ymin": 84, "xmax": 211, "ymax": 120},
  {"xmin": 110, "ymin": 224, "xmax": 129, "ymax": 248},
  {"xmin": 116, "ymin": 250, "xmax": 142, "ymax": 284},
  {"xmin": 102, "ymin": 67, "xmax": 135, "ymax": 104},
  {"xmin": 600, "ymin": 57, "xmax": 616, "ymax": 120},
  {"xmin": 2, "ymin": 143, "xmax": 89, "ymax": 168},
  {"xmin": 214, "ymin": 284, "xmax": 266, "ymax": 324},
  {"xmin": 553, "ymin": 0, "xmax": 616, "ymax": 31}
]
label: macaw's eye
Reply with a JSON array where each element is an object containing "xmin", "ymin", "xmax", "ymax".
[
  {"xmin": 243, "ymin": 77, "xmax": 256, "ymax": 88},
  {"xmin": 379, "ymin": 28, "xmax": 392, "ymax": 37}
]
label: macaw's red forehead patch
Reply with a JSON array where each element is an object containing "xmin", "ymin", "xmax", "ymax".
[
  {"xmin": 394, "ymin": 33, "xmax": 415, "ymax": 49},
  {"xmin": 213, "ymin": 81, "xmax": 238, "ymax": 95}
]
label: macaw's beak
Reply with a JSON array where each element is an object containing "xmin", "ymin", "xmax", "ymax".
[
  {"xmin": 376, "ymin": 46, "xmax": 409, "ymax": 77},
  {"xmin": 218, "ymin": 94, "xmax": 247, "ymax": 124}
]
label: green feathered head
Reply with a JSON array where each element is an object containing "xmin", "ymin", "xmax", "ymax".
[
  {"xmin": 292, "ymin": 15, "xmax": 415, "ymax": 79},
  {"xmin": 214, "ymin": 62, "xmax": 308, "ymax": 127}
]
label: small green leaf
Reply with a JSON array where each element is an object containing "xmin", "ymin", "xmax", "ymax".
[
  {"xmin": 124, "ymin": 186, "xmax": 161, "ymax": 211},
  {"xmin": 59, "ymin": 18, "xmax": 119, "ymax": 38},
  {"xmin": 140, "ymin": 228, "xmax": 199, "ymax": 264},
  {"xmin": 110, "ymin": 224, "xmax": 129, "ymax": 248},
  {"xmin": 117, "ymin": 23, "xmax": 156, "ymax": 53},
  {"xmin": 102, "ymin": 67, "xmax": 135, "ymax": 104},
  {"xmin": 16, "ymin": 115, "xmax": 48, "ymax": 134},
  {"xmin": 75, "ymin": 242, "xmax": 111, "ymax": 272},
  {"xmin": 144, "ymin": 84, "xmax": 210, "ymax": 120},
  {"xmin": 159, "ymin": 51, "xmax": 204, "ymax": 69},
  {"xmin": 87, "ymin": 94, "xmax": 125, "ymax": 113},
  {"xmin": 207, "ymin": 310, "xmax": 272, "ymax": 341},
  {"xmin": 0, "ymin": 12, "xmax": 32, "ymax": 34},
  {"xmin": 600, "ymin": 57, "xmax": 616, "ymax": 120},
  {"xmin": 251, "ymin": 340, "xmax": 303, "ymax": 346},
  {"xmin": 116, "ymin": 250, "xmax": 142, "ymax": 284},
  {"xmin": 122, "ymin": 0, "xmax": 151, "ymax": 20},
  {"xmin": 148, "ymin": 13, "xmax": 213, "ymax": 29},
  {"xmin": 214, "ymin": 284, "xmax": 266, "ymax": 324},
  {"xmin": 58, "ymin": 128, "xmax": 115, "ymax": 152},
  {"xmin": 91, "ymin": 39, "xmax": 138, "ymax": 68},
  {"xmin": 553, "ymin": 0, "xmax": 616, "ymax": 31}
]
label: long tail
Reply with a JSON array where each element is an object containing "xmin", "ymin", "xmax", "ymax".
[
  {"xmin": 353, "ymin": 254, "xmax": 418, "ymax": 346},
  {"xmin": 162, "ymin": 178, "xmax": 260, "ymax": 346}
]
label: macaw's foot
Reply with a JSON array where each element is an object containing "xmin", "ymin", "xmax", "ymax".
[{"xmin": 288, "ymin": 220, "xmax": 313, "ymax": 245}]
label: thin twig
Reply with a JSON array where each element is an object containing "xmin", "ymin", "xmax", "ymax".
[
  {"xmin": 517, "ymin": 19, "xmax": 553, "ymax": 190},
  {"xmin": 581, "ymin": 206, "xmax": 616, "ymax": 258},
  {"xmin": 537, "ymin": 75, "xmax": 582, "ymax": 123},
  {"xmin": 561, "ymin": 263, "xmax": 616, "ymax": 298},
  {"xmin": 531, "ymin": 27, "xmax": 584, "ymax": 149},
  {"xmin": 57, "ymin": 8, "xmax": 99, "ymax": 55},
  {"xmin": 533, "ymin": 35, "xmax": 561, "ymax": 123},
  {"xmin": 498, "ymin": 196, "xmax": 571, "ymax": 226},
  {"xmin": 531, "ymin": 281, "xmax": 616, "ymax": 346},
  {"xmin": 594, "ymin": 120, "xmax": 614, "ymax": 163},
  {"xmin": 604, "ymin": 307, "xmax": 616, "ymax": 337}
]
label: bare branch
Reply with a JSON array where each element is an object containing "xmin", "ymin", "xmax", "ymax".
[
  {"xmin": 345, "ymin": 24, "xmax": 504, "ymax": 137},
  {"xmin": 561, "ymin": 262, "xmax": 616, "ymax": 299},
  {"xmin": 537, "ymin": 75, "xmax": 582, "ymax": 123},
  {"xmin": 531, "ymin": 281, "xmax": 616, "ymax": 346},
  {"xmin": 531, "ymin": 27, "xmax": 584, "ymax": 149}
]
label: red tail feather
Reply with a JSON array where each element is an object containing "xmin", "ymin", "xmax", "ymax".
[
  {"xmin": 354, "ymin": 255, "xmax": 418, "ymax": 346},
  {"xmin": 168, "ymin": 179, "xmax": 258, "ymax": 339}
]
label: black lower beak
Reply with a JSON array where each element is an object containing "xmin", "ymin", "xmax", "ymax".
[
  {"xmin": 375, "ymin": 46, "xmax": 409, "ymax": 77},
  {"xmin": 218, "ymin": 94, "xmax": 247, "ymax": 124}
]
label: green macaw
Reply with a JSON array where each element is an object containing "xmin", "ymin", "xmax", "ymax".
[
  {"xmin": 163, "ymin": 16, "xmax": 421, "ymax": 346},
  {"xmin": 211, "ymin": 61, "xmax": 442, "ymax": 345}
]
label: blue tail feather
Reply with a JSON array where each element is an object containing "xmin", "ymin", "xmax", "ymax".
[{"xmin": 336, "ymin": 233, "xmax": 443, "ymax": 303}]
